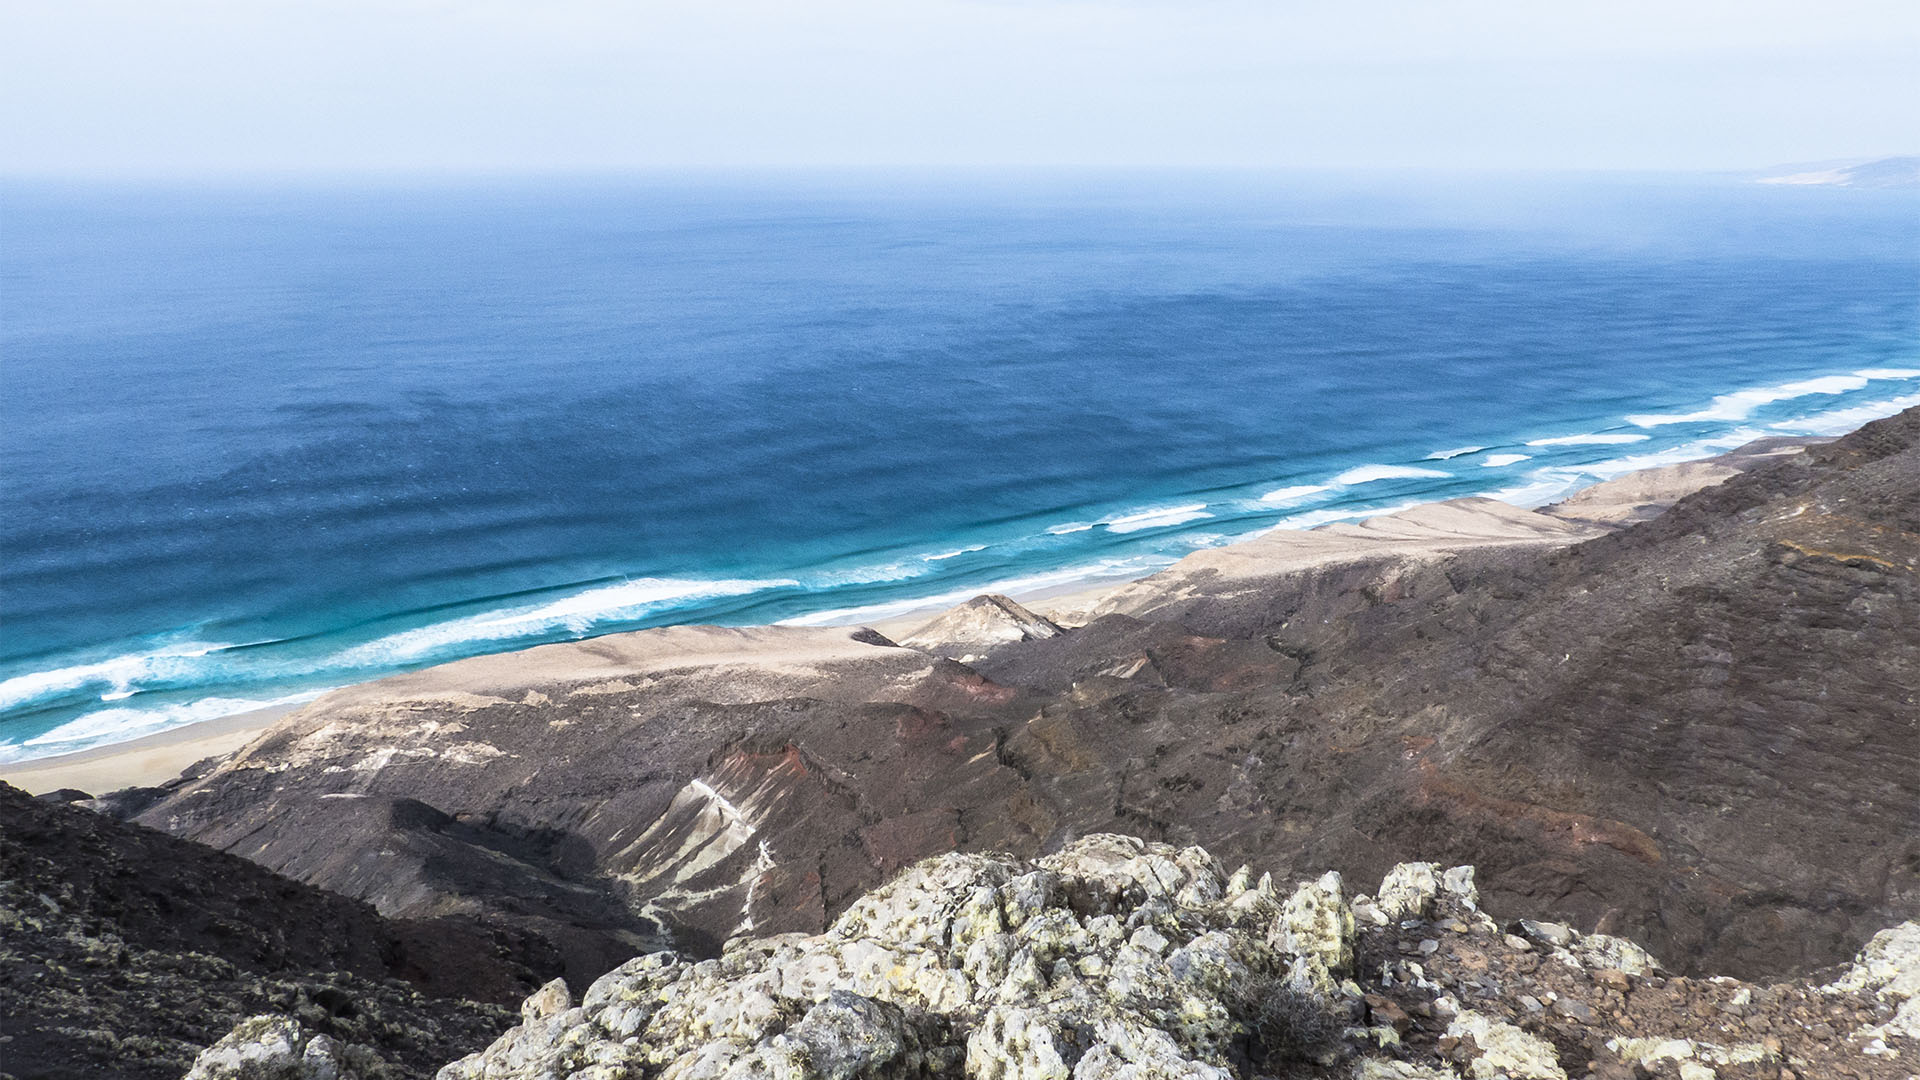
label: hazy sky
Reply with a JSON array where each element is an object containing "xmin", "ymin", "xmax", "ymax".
[{"xmin": 4, "ymin": 0, "xmax": 1916, "ymax": 174}]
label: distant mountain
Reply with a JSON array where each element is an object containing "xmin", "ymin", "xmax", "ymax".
[{"xmin": 1756, "ymin": 155, "xmax": 1920, "ymax": 188}]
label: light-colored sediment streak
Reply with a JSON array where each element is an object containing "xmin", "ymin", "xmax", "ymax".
[
  {"xmin": 687, "ymin": 778, "xmax": 747, "ymax": 824},
  {"xmin": 741, "ymin": 840, "xmax": 777, "ymax": 934},
  {"xmin": 617, "ymin": 754, "xmax": 810, "ymax": 936}
]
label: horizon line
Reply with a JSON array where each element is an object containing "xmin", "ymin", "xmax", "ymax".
[{"xmin": 4, "ymin": 158, "xmax": 1915, "ymax": 184}]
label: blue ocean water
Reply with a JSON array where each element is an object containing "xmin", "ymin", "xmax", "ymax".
[{"xmin": 2, "ymin": 172, "xmax": 1917, "ymax": 761}]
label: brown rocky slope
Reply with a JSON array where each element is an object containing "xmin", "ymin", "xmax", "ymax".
[
  {"xmin": 0, "ymin": 782, "xmax": 561, "ymax": 1080},
  {"xmin": 125, "ymin": 409, "xmax": 1919, "ymax": 990}
]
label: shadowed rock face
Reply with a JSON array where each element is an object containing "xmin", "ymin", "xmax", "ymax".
[
  {"xmin": 0, "ymin": 782, "xmax": 542, "ymax": 1080},
  {"xmin": 133, "ymin": 626, "xmax": 1044, "ymax": 984},
  {"xmin": 134, "ymin": 410, "xmax": 1920, "ymax": 983}
]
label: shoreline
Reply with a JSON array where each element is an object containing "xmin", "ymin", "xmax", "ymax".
[
  {"xmin": 0, "ymin": 704, "xmax": 299, "ymax": 797},
  {"xmin": 0, "ymin": 431, "xmax": 1835, "ymax": 799}
]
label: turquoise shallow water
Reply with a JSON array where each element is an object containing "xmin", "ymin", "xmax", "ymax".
[{"xmin": 2, "ymin": 172, "xmax": 1916, "ymax": 760}]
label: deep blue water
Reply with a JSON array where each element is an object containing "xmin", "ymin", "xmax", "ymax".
[{"xmin": 3, "ymin": 172, "xmax": 1917, "ymax": 759}]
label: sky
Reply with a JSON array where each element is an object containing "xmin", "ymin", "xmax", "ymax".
[{"xmin": 2, "ymin": 0, "xmax": 1916, "ymax": 174}]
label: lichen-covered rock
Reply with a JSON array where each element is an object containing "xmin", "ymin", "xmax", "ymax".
[
  {"xmin": 1442, "ymin": 1011, "xmax": 1566, "ymax": 1080},
  {"xmin": 1271, "ymin": 871, "xmax": 1355, "ymax": 994},
  {"xmin": 436, "ymin": 836, "xmax": 1351, "ymax": 1080},
  {"xmin": 1604, "ymin": 1034, "xmax": 1774, "ymax": 1074},
  {"xmin": 193, "ymin": 836, "xmax": 1920, "ymax": 1080},
  {"xmin": 1351, "ymin": 1060, "xmax": 1460, "ymax": 1079},
  {"xmin": 1373, "ymin": 864, "xmax": 1440, "ymax": 922},
  {"xmin": 1436, "ymin": 868, "xmax": 1476, "ymax": 908},
  {"xmin": 1823, "ymin": 920, "xmax": 1920, "ymax": 1042},
  {"xmin": 1825, "ymin": 920, "xmax": 1920, "ymax": 1001},
  {"xmin": 782, "ymin": 992, "xmax": 921, "ymax": 1080},
  {"xmin": 1568, "ymin": 931, "xmax": 1662, "ymax": 977},
  {"xmin": 184, "ymin": 1016, "xmax": 385, "ymax": 1080}
]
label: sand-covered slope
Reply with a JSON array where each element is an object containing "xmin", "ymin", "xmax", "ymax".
[{"xmin": 1083, "ymin": 496, "xmax": 1604, "ymax": 634}]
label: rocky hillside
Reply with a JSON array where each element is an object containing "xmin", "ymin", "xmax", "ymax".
[
  {"xmin": 185, "ymin": 836, "xmax": 1920, "ymax": 1080},
  {"xmin": 0, "ymin": 782, "xmax": 555, "ymax": 1080},
  {"xmin": 124, "ymin": 409, "xmax": 1919, "ymax": 985}
]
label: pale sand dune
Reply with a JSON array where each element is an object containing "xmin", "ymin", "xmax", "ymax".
[
  {"xmin": 1084, "ymin": 496, "xmax": 1605, "ymax": 620},
  {"xmin": 1541, "ymin": 460, "xmax": 1742, "ymax": 527},
  {"xmin": 305, "ymin": 623, "xmax": 918, "ymax": 708},
  {"xmin": 1538, "ymin": 437, "xmax": 1819, "ymax": 527}
]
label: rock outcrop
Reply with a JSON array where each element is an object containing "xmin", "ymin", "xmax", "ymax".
[
  {"xmin": 193, "ymin": 839, "xmax": 1920, "ymax": 1080},
  {"xmin": 898, "ymin": 595, "xmax": 1064, "ymax": 663},
  {"xmin": 125, "ymin": 410, "xmax": 1920, "ymax": 988}
]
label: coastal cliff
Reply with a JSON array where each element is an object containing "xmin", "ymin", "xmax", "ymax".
[
  {"xmin": 123, "ymin": 410, "xmax": 1918, "ymax": 982},
  {"xmin": 9, "ymin": 409, "xmax": 1916, "ymax": 1080}
]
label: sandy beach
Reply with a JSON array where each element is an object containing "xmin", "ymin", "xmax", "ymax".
[{"xmin": 0, "ymin": 704, "xmax": 298, "ymax": 797}]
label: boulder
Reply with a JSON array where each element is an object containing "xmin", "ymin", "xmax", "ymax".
[{"xmin": 183, "ymin": 1016, "xmax": 384, "ymax": 1080}]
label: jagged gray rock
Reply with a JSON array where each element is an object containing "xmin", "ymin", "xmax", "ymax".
[
  {"xmin": 183, "ymin": 1016, "xmax": 384, "ymax": 1080},
  {"xmin": 188, "ymin": 837, "xmax": 1920, "ymax": 1080},
  {"xmin": 430, "ymin": 834, "xmax": 1362, "ymax": 1080}
]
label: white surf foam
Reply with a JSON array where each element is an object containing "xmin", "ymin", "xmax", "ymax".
[
  {"xmin": 334, "ymin": 577, "xmax": 794, "ymax": 667},
  {"xmin": 1482, "ymin": 454, "xmax": 1533, "ymax": 468},
  {"xmin": 1103, "ymin": 503, "xmax": 1213, "ymax": 533},
  {"xmin": 1480, "ymin": 468, "xmax": 1589, "ymax": 507},
  {"xmin": 923, "ymin": 545, "xmax": 987, "ymax": 561},
  {"xmin": 1769, "ymin": 392, "xmax": 1920, "ymax": 436},
  {"xmin": 1573, "ymin": 429, "xmax": 1768, "ymax": 480},
  {"xmin": 0, "ymin": 640, "xmax": 235, "ymax": 713},
  {"xmin": 1626, "ymin": 374, "xmax": 1871, "ymax": 427},
  {"xmin": 1329, "ymin": 464, "xmax": 1450, "ymax": 485},
  {"xmin": 1046, "ymin": 522, "xmax": 1096, "ymax": 535},
  {"xmin": 1425, "ymin": 446, "xmax": 1486, "ymax": 460},
  {"xmin": 1479, "ymin": 426, "xmax": 1784, "ymax": 508},
  {"xmin": 1854, "ymin": 368, "xmax": 1920, "ymax": 380},
  {"xmin": 1525, "ymin": 433, "xmax": 1650, "ymax": 447},
  {"xmin": 805, "ymin": 560, "xmax": 934, "ymax": 587},
  {"xmin": 778, "ymin": 557, "xmax": 1169, "ymax": 628},
  {"xmin": 0, "ymin": 690, "xmax": 325, "ymax": 764},
  {"xmin": 1268, "ymin": 500, "xmax": 1427, "ymax": 532},
  {"xmin": 1475, "ymin": 429, "xmax": 1769, "ymax": 510},
  {"xmin": 1257, "ymin": 484, "xmax": 1332, "ymax": 505}
]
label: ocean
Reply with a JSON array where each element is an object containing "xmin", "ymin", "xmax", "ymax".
[{"xmin": 2, "ymin": 171, "xmax": 1916, "ymax": 761}]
